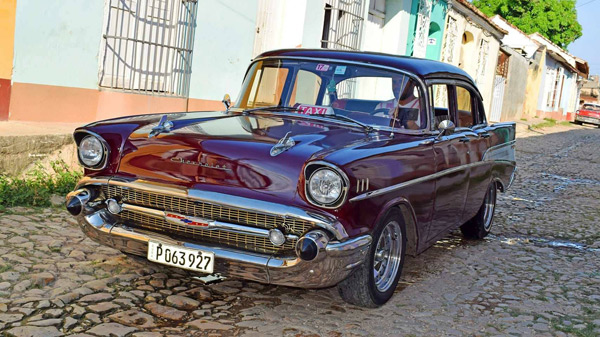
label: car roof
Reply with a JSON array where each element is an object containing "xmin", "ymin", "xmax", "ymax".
[{"xmin": 255, "ymin": 49, "xmax": 475, "ymax": 84}]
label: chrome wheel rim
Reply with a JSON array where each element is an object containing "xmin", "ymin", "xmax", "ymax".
[
  {"xmin": 373, "ymin": 220, "xmax": 402, "ymax": 293},
  {"xmin": 483, "ymin": 185, "xmax": 496, "ymax": 231}
]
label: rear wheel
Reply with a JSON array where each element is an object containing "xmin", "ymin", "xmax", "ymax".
[
  {"xmin": 461, "ymin": 183, "xmax": 497, "ymax": 239},
  {"xmin": 338, "ymin": 209, "xmax": 406, "ymax": 307}
]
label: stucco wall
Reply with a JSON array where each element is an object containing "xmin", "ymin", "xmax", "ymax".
[
  {"xmin": 500, "ymin": 48, "xmax": 528, "ymax": 121},
  {"xmin": 522, "ymin": 50, "xmax": 543, "ymax": 118},
  {"xmin": 12, "ymin": 0, "xmax": 104, "ymax": 89},
  {"xmin": 535, "ymin": 54, "xmax": 578, "ymax": 117},
  {"xmin": 362, "ymin": 0, "xmax": 412, "ymax": 56},
  {"xmin": 188, "ymin": 0, "xmax": 258, "ymax": 102},
  {"xmin": 0, "ymin": 0, "xmax": 16, "ymax": 80}
]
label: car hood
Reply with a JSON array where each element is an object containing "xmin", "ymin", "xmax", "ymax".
[{"xmin": 106, "ymin": 111, "xmax": 376, "ymax": 203}]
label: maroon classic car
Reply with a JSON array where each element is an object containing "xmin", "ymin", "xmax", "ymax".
[
  {"xmin": 66, "ymin": 49, "xmax": 516, "ymax": 307},
  {"xmin": 575, "ymin": 103, "xmax": 600, "ymax": 127}
]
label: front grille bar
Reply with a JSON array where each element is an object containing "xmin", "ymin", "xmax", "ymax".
[{"xmin": 102, "ymin": 185, "xmax": 316, "ymax": 237}]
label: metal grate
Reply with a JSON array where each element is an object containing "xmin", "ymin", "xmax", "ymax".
[
  {"xmin": 120, "ymin": 210, "xmax": 297, "ymax": 254},
  {"xmin": 321, "ymin": 0, "xmax": 364, "ymax": 51},
  {"xmin": 99, "ymin": 0, "xmax": 198, "ymax": 97},
  {"xmin": 102, "ymin": 185, "xmax": 315, "ymax": 236},
  {"xmin": 441, "ymin": 16, "xmax": 457, "ymax": 64},
  {"xmin": 475, "ymin": 39, "xmax": 490, "ymax": 87}
]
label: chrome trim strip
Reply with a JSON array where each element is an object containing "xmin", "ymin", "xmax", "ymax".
[
  {"xmin": 121, "ymin": 203, "xmax": 299, "ymax": 240},
  {"xmin": 77, "ymin": 177, "xmax": 348, "ymax": 241},
  {"xmin": 507, "ymin": 166, "xmax": 518, "ymax": 190},
  {"xmin": 350, "ymin": 156, "xmax": 518, "ymax": 202},
  {"xmin": 351, "ymin": 138, "xmax": 517, "ymax": 202},
  {"xmin": 350, "ymin": 161, "xmax": 491, "ymax": 202},
  {"xmin": 482, "ymin": 140, "xmax": 516, "ymax": 161}
]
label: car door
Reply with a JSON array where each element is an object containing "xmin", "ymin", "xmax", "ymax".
[
  {"xmin": 454, "ymin": 84, "xmax": 492, "ymax": 223},
  {"xmin": 427, "ymin": 82, "xmax": 471, "ymax": 241}
]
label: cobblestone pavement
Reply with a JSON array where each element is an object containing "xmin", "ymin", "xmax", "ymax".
[{"xmin": 1, "ymin": 124, "xmax": 599, "ymax": 337}]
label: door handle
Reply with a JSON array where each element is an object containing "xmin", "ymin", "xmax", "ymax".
[
  {"xmin": 479, "ymin": 132, "xmax": 491, "ymax": 138},
  {"xmin": 459, "ymin": 137, "xmax": 471, "ymax": 143}
]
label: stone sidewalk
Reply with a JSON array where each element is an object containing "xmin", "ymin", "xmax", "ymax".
[{"xmin": 0, "ymin": 123, "xmax": 599, "ymax": 336}]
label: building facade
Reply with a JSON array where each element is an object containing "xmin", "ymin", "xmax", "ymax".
[
  {"xmin": 6, "ymin": 0, "xmax": 258, "ymax": 122},
  {"xmin": 0, "ymin": 0, "xmax": 16, "ymax": 120},
  {"xmin": 530, "ymin": 33, "xmax": 588, "ymax": 121},
  {"xmin": 580, "ymin": 75, "xmax": 599, "ymax": 104},
  {"xmin": 3, "ymin": 0, "xmax": 424, "ymax": 123},
  {"xmin": 491, "ymin": 15, "xmax": 537, "ymax": 122},
  {"xmin": 438, "ymin": 0, "xmax": 505, "ymax": 119},
  {"xmin": 1, "ymin": 0, "xmax": 590, "ymax": 124},
  {"xmin": 405, "ymin": 0, "xmax": 448, "ymax": 60}
]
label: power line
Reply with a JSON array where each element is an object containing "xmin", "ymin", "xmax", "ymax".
[{"xmin": 577, "ymin": 0, "xmax": 599, "ymax": 8}]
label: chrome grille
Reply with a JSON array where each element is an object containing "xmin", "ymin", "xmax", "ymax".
[
  {"xmin": 120, "ymin": 210, "xmax": 296, "ymax": 254},
  {"xmin": 102, "ymin": 185, "xmax": 315, "ymax": 236}
]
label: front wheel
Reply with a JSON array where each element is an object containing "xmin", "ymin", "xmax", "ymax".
[
  {"xmin": 338, "ymin": 209, "xmax": 406, "ymax": 307},
  {"xmin": 461, "ymin": 183, "xmax": 497, "ymax": 239}
]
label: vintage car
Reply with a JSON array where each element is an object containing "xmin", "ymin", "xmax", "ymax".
[
  {"xmin": 66, "ymin": 49, "xmax": 516, "ymax": 307},
  {"xmin": 574, "ymin": 103, "xmax": 600, "ymax": 127}
]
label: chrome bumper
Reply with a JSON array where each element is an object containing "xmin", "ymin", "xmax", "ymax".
[
  {"xmin": 575, "ymin": 115, "xmax": 600, "ymax": 125},
  {"xmin": 78, "ymin": 210, "xmax": 372, "ymax": 288}
]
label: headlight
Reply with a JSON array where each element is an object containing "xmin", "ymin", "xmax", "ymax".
[
  {"xmin": 307, "ymin": 167, "xmax": 344, "ymax": 206},
  {"xmin": 79, "ymin": 135, "xmax": 104, "ymax": 167}
]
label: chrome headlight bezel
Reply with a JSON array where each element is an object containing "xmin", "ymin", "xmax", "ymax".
[
  {"xmin": 76, "ymin": 131, "xmax": 110, "ymax": 170},
  {"xmin": 304, "ymin": 161, "xmax": 349, "ymax": 209}
]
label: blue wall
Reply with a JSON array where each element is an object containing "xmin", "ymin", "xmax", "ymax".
[
  {"xmin": 188, "ymin": 0, "xmax": 258, "ymax": 101},
  {"xmin": 12, "ymin": 0, "xmax": 104, "ymax": 89}
]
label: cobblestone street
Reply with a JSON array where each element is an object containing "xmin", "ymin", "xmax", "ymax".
[{"xmin": 0, "ymin": 124, "xmax": 599, "ymax": 337}]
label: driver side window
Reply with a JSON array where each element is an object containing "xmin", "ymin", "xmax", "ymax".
[{"xmin": 429, "ymin": 84, "xmax": 453, "ymax": 130}]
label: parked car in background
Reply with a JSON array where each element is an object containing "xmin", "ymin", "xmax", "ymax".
[
  {"xmin": 66, "ymin": 49, "xmax": 516, "ymax": 307},
  {"xmin": 575, "ymin": 103, "xmax": 600, "ymax": 127}
]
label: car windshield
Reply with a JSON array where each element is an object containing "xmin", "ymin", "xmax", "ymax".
[
  {"xmin": 583, "ymin": 104, "xmax": 600, "ymax": 111},
  {"xmin": 234, "ymin": 59, "xmax": 427, "ymax": 130}
]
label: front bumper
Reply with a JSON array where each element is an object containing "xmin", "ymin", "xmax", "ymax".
[
  {"xmin": 77, "ymin": 209, "xmax": 371, "ymax": 288},
  {"xmin": 575, "ymin": 115, "xmax": 600, "ymax": 125}
]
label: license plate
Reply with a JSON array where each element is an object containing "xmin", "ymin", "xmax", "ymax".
[{"xmin": 147, "ymin": 241, "xmax": 214, "ymax": 274}]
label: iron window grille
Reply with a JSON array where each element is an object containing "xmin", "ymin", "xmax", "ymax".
[
  {"xmin": 99, "ymin": 0, "xmax": 198, "ymax": 97},
  {"xmin": 321, "ymin": 0, "xmax": 364, "ymax": 99},
  {"xmin": 321, "ymin": 0, "xmax": 364, "ymax": 51}
]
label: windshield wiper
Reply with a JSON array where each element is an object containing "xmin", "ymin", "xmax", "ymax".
[
  {"xmin": 242, "ymin": 105, "xmax": 301, "ymax": 114},
  {"xmin": 242, "ymin": 106, "xmax": 374, "ymax": 134},
  {"xmin": 315, "ymin": 114, "xmax": 374, "ymax": 134}
]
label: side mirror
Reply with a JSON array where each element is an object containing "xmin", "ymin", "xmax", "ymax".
[
  {"xmin": 436, "ymin": 120, "xmax": 455, "ymax": 140},
  {"xmin": 222, "ymin": 94, "xmax": 231, "ymax": 110}
]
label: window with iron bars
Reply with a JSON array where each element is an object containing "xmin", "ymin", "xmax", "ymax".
[
  {"xmin": 321, "ymin": 0, "xmax": 364, "ymax": 51},
  {"xmin": 321, "ymin": 0, "xmax": 364, "ymax": 99},
  {"xmin": 99, "ymin": 0, "xmax": 198, "ymax": 97}
]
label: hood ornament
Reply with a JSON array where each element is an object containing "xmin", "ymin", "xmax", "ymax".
[
  {"xmin": 270, "ymin": 131, "xmax": 295, "ymax": 157},
  {"xmin": 148, "ymin": 115, "xmax": 173, "ymax": 138}
]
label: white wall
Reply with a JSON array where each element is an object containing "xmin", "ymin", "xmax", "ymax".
[
  {"xmin": 253, "ymin": 0, "xmax": 308, "ymax": 57},
  {"xmin": 361, "ymin": 0, "xmax": 412, "ymax": 56},
  {"xmin": 491, "ymin": 16, "xmax": 538, "ymax": 59},
  {"xmin": 188, "ymin": 0, "xmax": 258, "ymax": 101},
  {"xmin": 444, "ymin": 10, "xmax": 500, "ymax": 116}
]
